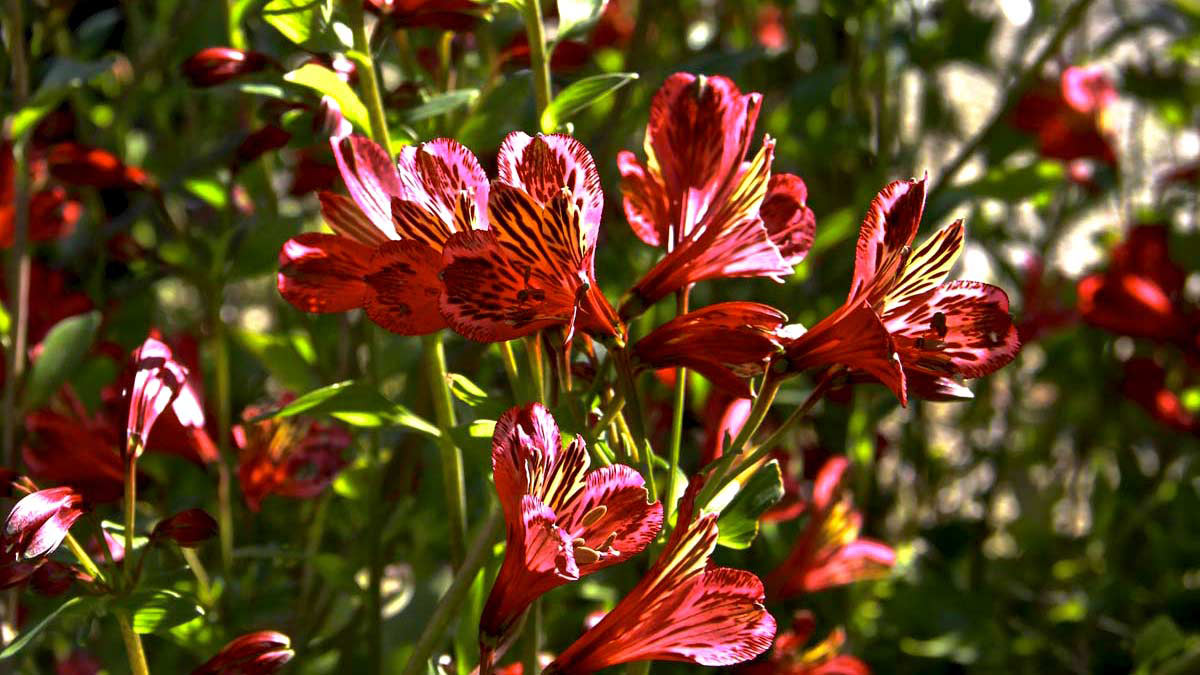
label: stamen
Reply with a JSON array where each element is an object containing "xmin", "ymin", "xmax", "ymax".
[{"xmin": 580, "ymin": 505, "xmax": 607, "ymax": 527}]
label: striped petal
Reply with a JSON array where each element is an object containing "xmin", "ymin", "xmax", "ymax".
[
  {"xmin": 884, "ymin": 280, "xmax": 1020, "ymax": 380},
  {"xmin": 277, "ymin": 233, "xmax": 372, "ymax": 314},
  {"xmin": 849, "ymin": 178, "xmax": 926, "ymax": 306},
  {"xmin": 318, "ymin": 192, "xmax": 391, "ymax": 246},
  {"xmin": 617, "ymin": 150, "xmax": 669, "ymax": 247},
  {"xmin": 761, "ymin": 173, "xmax": 816, "ymax": 266},
  {"xmin": 363, "ymin": 240, "xmax": 446, "ymax": 335},
  {"xmin": 497, "ymin": 132, "xmax": 603, "ymax": 249},
  {"xmin": 395, "ymin": 137, "xmax": 489, "ymax": 238},
  {"xmin": 883, "ymin": 220, "xmax": 964, "ymax": 311},
  {"xmin": 330, "ymin": 135, "xmax": 402, "ymax": 236}
]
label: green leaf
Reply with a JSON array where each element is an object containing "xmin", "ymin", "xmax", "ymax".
[
  {"xmin": 401, "ymin": 89, "xmax": 479, "ymax": 123},
  {"xmin": 447, "ymin": 373, "xmax": 489, "ymax": 407},
  {"xmin": 9, "ymin": 57, "xmax": 117, "ymax": 139},
  {"xmin": 120, "ymin": 590, "xmax": 205, "ymax": 634},
  {"xmin": 1135, "ymin": 615, "xmax": 1186, "ymax": 667},
  {"xmin": 283, "ymin": 63, "xmax": 370, "ymax": 133},
  {"xmin": 233, "ymin": 328, "xmax": 316, "ymax": 393},
  {"xmin": 261, "ymin": 0, "xmax": 342, "ymax": 50},
  {"xmin": 540, "ymin": 73, "xmax": 637, "ymax": 133},
  {"xmin": 24, "ymin": 311, "xmax": 102, "ymax": 410},
  {"xmin": 0, "ymin": 597, "xmax": 83, "ymax": 659},
  {"xmin": 556, "ymin": 0, "xmax": 607, "ymax": 40},
  {"xmin": 714, "ymin": 459, "xmax": 784, "ymax": 549},
  {"xmin": 261, "ymin": 380, "xmax": 439, "ymax": 435}
]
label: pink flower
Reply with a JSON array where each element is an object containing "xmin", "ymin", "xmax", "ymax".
[
  {"xmin": 2, "ymin": 487, "xmax": 85, "ymax": 561},
  {"xmin": 739, "ymin": 611, "xmax": 870, "ymax": 675},
  {"xmin": 126, "ymin": 336, "xmax": 193, "ymax": 457},
  {"xmin": 192, "ymin": 630, "xmax": 294, "ymax": 675}
]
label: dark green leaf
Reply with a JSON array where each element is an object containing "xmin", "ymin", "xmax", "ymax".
[
  {"xmin": 24, "ymin": 311, "xmax": 102, "ymax": 410},
  {"xmin": 0, "ymin": 597, "xmax": 83, "ymax": 659},
  {"xmin": 1135, "ymin": 615, "xmax": 1186, "ymax": 667},
  {"xmin": 540, "ymin": 73, "xmax": 638, "ymax": 133},
  {"xmin": 401, "ymin": 90, "xmax": 479, "ymax": 123}
]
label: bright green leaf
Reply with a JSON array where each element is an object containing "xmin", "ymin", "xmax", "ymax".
[
  {"xmin": 540, "ymin": 72, "xmax": 637, "ymax": 133},
  {"xmin": 24, "ymin": 311, "xmax": 102, "ymax": 411},
  {"xmin": 262, "ymin": 0, "xmax": 342, "ymax": 49},
  {"xmin": 401, "ymin": 89, "xmax": 479, "ymax": 123},
  {"xmin": 557, "ymin": 0, "xmax": 607, "ymax": 40},
  {"xmin": 448, "ymin": 373, "xmax": 489, "ymax": 407},
  {"xmin": 234, "ymin": 329, "xmax": 317, "ymax": 393},
  {"xmin": 120, "ymin": 590, "xmax": 205, "ymax": 634},
  {"xmin": 260, "ymin": 380, "xmax": 439, "ymax": 435},
  {"xmin": 284, "ymin": 63, "xmax": 370, "ymax": 133},
  {"xmin": 9, "ymin": 57, "xmax": 117, "ymax": 139},
  {"xmin": 714, "ymin": 460, "xmax": 784, "ymax": 549},
  {"xmin": 0, "ymin": 597, "xmax": 83, "ymax": 659}
]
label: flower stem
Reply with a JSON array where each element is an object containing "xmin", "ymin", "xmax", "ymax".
[
  {"xmin": 116, "ymin": 611, "xmax": 150, "ymax": 675},
  {"xmin": 63, "ymin": 533, "xmax": 105, "ymax": 585},
  {"xmin": 401, "ymin": 512, "xmax": 502, "ymax": 675},
  {"xmin": 664, "ymin": 288, "xmax": 690, "ymax": 522},
  {"xmin": 520, "ymin": 0, "xmax": 553, "ymax": 120},
  {"xmin": 696, "ymin": 374, "xmax": 783, "ymax": 509},
  {"xmin": 423, "ymin": 333, "xmax": 468, "ymax": 568},
  {"xmin": 749, "ymin": 371, "xmax": 835, "ymax": 463},
  {"xmin": 123, "ymin": 455, "xmax": 138, "ymax": 586},
  {"xmin": 521, "ymin": 598, "xmax": 541, "ymax": 675},
  {"xmin": 523, "ymin": 334, "xmax": 546, "ymax": 403},
  {"xmin": 181, "ymin": 546, "xmax": 213, "ymax": 606},
  {"xmin": 211, "ymin": 303, "xmax": 236, "ymax": 575},
  {"xmin": 349, "ymin": 0, "xmax": 393, "ymax": 157},
  {"xmin": 613, "ymin": 347, "xmax": 655, "ymax": 501},
  {"xmin": 497, "ymin": 341, "xmax": 525, "ymax": 402}
]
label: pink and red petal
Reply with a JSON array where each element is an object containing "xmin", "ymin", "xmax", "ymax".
[
  {"xmin": 277, "ymin": 233, "xmax": 372, "ymax": 314},
  {"xmin": 363, "ymin": 240, "xmax": 446, "ymax": 335},
  {"xmin": 318, "ymin": 191, "xmax": 390, "ymax": 246},
  {"xmin": 801, "ymin": 539, "xmax": 897, "ymax": 592},
  {"xmin": 849, "ymin": 178, "xmax": 926, "ymax": 305},
  {"xmin": 331, "ymin": 135, "xmax": 402, "ymax": 234},
  {"xmin": 395, "ymin": 137, "xmax": 489, "ymax": 236},
  {"xmin": 761, "ymin": 173, "xmax": 816, "ymax": 266},
  {"xmin": 497, "ymin": 131, "xmax": 604, "ymax": 246},
  {"xmin": 617, "ymin": 150, "xmax": 669, "ymax": 247}
]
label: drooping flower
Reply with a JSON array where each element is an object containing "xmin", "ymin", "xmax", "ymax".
[
  {"xmin": 2, "ymin": 487, "xmax": 86, "ymax": 561},
  {"xmin": 31, "ymin": 560, "xmax": 83, "ymax": 596},
  {"xmin": 233, "ymin": 397, "xmax": 352, "ymax": 511},
  {"xmin": 182, "ymin": 47, "xmax": 273, "ymax": 87},
  {"xmin": 618, "ymin": 73, "xmax": 816, "ymax": 317},
  {"xmin": 152, "ymin": 509, "xmax": 219, "ymax": 548},
  {"xmin": 782, "ymin": 177, "xmax": 1019, "ymax": 403},
  {"xmin": 126, "ymin": 336, "xmax": 193, "ymax": 457},
  {"xmin": 634, "ymin": 302, "xmax": 787, "ymax": 396},
  {"xmin": 1010, "ymin": 65, "xmax": 1117, "ymax": 168},
  {"xmin": 739, "ymin": 611, "xmax": 870, "ymax": 675},
  {"xmin": 765, "ymin": 457, "xmax": 895, "ymax": 599},
  {"xmin": 480, "ymin": 403, "xmax": 662, "ymax": 649},
  {"xmin": 1120, "ymin": 357, "xmax": 1198, "ymax": 435},
  {"xmin": 277, "ymin": 133, "xmax": 489, "ymax": 335},
  {"xmin": 192, "ymin": 630, "xmax": 294, "ymax": 675},
  {"xmin": 544, "ymin": 480, "xmax": 775, "ymax": 674},
  {"xmin": 1077, "ymin": 224, "xmax": 1196, "ymax": 347},
  {"xmin": 441, "ymin": 132, "xmax": 621, "ymax": 343}
]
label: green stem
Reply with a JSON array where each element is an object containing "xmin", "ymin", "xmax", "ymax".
[
  {"xmin": 116, "ymin": 611, "xmax": 150, "ymax": 675},
  {"xmin": 349, "ymin": 0, "xmax": 393, "ymax": 157},
  {"xmin": 613, "ymin": 348, "xmax": 655, "ymax": 501},
  {"xmin": 401, "ymin": 512, "xmax": 502, "ymax": 675},
  {"xmin": 123, "ymin": 456, "xmax": 138, "ymax": 585},
  {"xmin": 521, "ymin": 599, "xmax": 542, "ymax": 675},
  {"xmin": 180, "ymin": 547, "xmax": 213, "ymax": 606},
  {"xmin": 523, "ymin": 334, "xmax": 546, "ymax": 403},
  {"xmin": 695, "ymin": 374, "xmax": 783, "ymax": 509},
  {"xmin": 520, "ymin": 0, "xmax": 553, "ymax": 119},
  {"xmin": 211, "ymin": 310, "xmax": 236, "ymax": 575},
  {"xmin": 63, "ymin": 533, "xmax": 105, "ymax": 585},
  {"xmin": 664, "ymin": 288, "xmax": 690, "ymax": 522},
  {"xmin": 497, "ymin": 341, "xmax": 525, "ymax": 402},
  {"xmin": 750, "ymin": 371, "xmax": 835, "ymax": 463},
  {"xmin": 423, "ymin": 333, "xmax": 468, "ymax": 568}
]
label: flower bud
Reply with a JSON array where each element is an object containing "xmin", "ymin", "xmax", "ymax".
[
  {"xmin": 152, "ymin": 509, "xmax": 218, "ymax": 548},
  {"xmin": 182, "ymin": 47, "xmax": 271, "ymax": 88},
  {"xmin": 2, "ymin": 487, "xmax": 85, "ymax": 561},
  {"xmin": 192, "ymin": 631, "xmax": 294, "ymax": 675},
  {"xmin": 126, "ymin": 336, "xmax": 190, "ymax": 457}
]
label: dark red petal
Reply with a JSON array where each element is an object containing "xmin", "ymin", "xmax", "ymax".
[
  {"xmin": 849, "ymin": 178, "xmax": 926, "ymax": 305},
  {"xmin": 783, "ymin": 302, "xmax": 908, "ymax": 406},
  {"xmin": 617, "ymin": 150, "xmax": 667, "ymax": 247},
  {"xmin": 761, "ymin": 173, "xmax": 815, "ymax": 265},
  {"xmin": 277, "ymin": 233, "xmax": 372, "ymax": 314},
  {"xmin": 363, "ymin": 239, "xmax": 446, "ymax": 335}
]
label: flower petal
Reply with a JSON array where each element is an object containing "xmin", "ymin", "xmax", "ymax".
[
  {"xmin": 885, "ymin": 280, "xmax": 1020, "ymax": 380},
  {"xmin": 318, "ymin": 191, "xmax": 391, "ymax": 246},
  {"xmin": 395, "ymin": 137, "xmax": 489, "ymax": 238},
  {"xmin": 497, "ymin": 131, "xmax": 603, "ymax": 247},
  {"xmin": 561, "ymin": 464, "xmax": 662, "ymax": 569},
  {"xmin": 277, "ymin": 233, "xmax": 372, "ymax": 314},
  {"xmin": 801, "ymin": 539, "xmax": 896, "ymax": 592},
  {"xmin": 617, "ymin": 150, "xmax": 668, "ymax": 247},
  {"xmin": 783, "ymin": 301, "xmax": 908, "ymax": 406},
  {"xmin": 331, "ymin": 135, "xmax": 402, "ymax": 235},
  {"xmin": 363, "ymin": 239, "xmax": 446, "ymax": 335},
  {"xmin": 761, "ymin": 173, "xmax": 816, "ymax": 266},
  {"xmin": 883, "ymin": 219, "xmax": 964, "ymax": 310},
  {"xmin": 849, "ymin": 178, "xmax": 926, "ymax": 305}
]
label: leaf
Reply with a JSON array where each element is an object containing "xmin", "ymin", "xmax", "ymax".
[
  {"xmin": 24, "ymin": 311, "xmax": 102, "ymax": 410},
  {"xmin": 401, "ymin": 90, "xmax": 479, "ymax": 123},
  {"xmin": 714, "ymin": 459, "xmax": 784, "ymax": 549},
  {"xmin": 557, "ymin": 0, "xmax": 607, "ymax": 40},
  {"xmin": 283, "ymin": 63, "xmax": 370, "ymax": 133},
  {"xmin": 540, "ymin": 73, "xmax": 637, "ymax": 133},
  {"xmin": 0, "ymin": 597, "xmax": 84, "ymax": 659},
  {"xmin": 9, "ymin": 57, "xmax": 117, "ymax": 139},
  {"xmin": 120, "ymin": 590, "xmax": 205, "ymax": 634},
  {"xmin": 1135, "ymin": 615, "xmax": 1186, "ymax": 667},
  {"xmin": 261, "ymin": 0, "xmax": 342, "ymax": 50},
  {"xmin": 447, "ymin": 373, "xmax": 489, "ymax": 407},
  {"xmin": 233, "ymin": 329, "xmax": 317, "ymax": 392},
  {"xmin": 260, "ymin": 380, "xmax": 439, "ymax": 435}
]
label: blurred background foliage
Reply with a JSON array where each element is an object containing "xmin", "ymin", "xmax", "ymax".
[{"xmin": 4, "ymin": 0, "xmax": 1200, "ymax": 673}]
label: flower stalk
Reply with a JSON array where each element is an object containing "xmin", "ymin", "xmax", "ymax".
[
  {"xmin": 664, "ymin": 288, "xmax": 690, "ymax": 521},
  {"xmin": 116, "ymin": 610, "xmax": 150, "ymax": 675},
  {"xmin": 520, "ymin": 0, "xmax": 553, "ymax": 119}
]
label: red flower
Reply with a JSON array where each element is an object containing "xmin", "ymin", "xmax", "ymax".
[
  {"xmin": 1, "ymin": 141, "xmax": 82, "ymax": 249},
  {"xmin": 278, "ymin": 134, "xmax": 489, "ymax": 335},
  {"xmin": 1010, "ymin": 66, "xmax": 1117, "ymax": 166},
  {"xmin": 365, "ymin": 0, "xmax": 488, "ymax": 31},
  {"xmin": 2, "ymin": 487, "xmax": 85, "ymax": 561},
  {"xmin": 441, "ymin": 132, "xmax": 621, "ymax": 343},
  {"xmin": 1077, "ymin": 224, "xmax": 1195, "ymax": 346},
  {"xmin": 765, "ymin": 458, "xmax": 895, "ymax": 599},
  {"xmin": 22, "ymin": 410, "xmax": 125, "ymax": 503},
  {"xmin": 480, "ymin": 404, "xmax": 662, "ymax": 648},
  {"xmin": 619, "ymin": 73, "xmax": 815, "ymax": 316},
  {"xmin": 45, "ymin": 142, "xmax": 151, "ymax": 190},
  {"xmin": 783, "ymin": 178, "xmax": 1019, "ymax": 403},
  {"xmin": 126, "ymin": 336, "xmax": 193, "ymax": 457},
  {"xmin": 31, "ymin": 559, "xmax": 83, "ymax": 596},
  {"xmin": 700, "ymin": 388, "xmax": 752, "ymax": 466},
  {"xmin": 1014, "ymin": 254, "xmax": 1075, "ymax": 344},
  {"xmin": 56, "ymin": 650, "xmax": 102, "ymax": 675},
  {"xmin": 193, "ymin": 630, "xmax": 294, "ymax": 675},
  {"xmin": 1120, "ymin": 357, "xmax": 1197, "ymax": 434},
  {"xmin": 544, "ymin": 480, "xmax": 775, "ymax": 674},
  {"xmin": 739, "ymin": 611, "xmax": 870, "ymax": 675},
  {"xmin": 182, "ymin": 47, "xmax": 273, "ymax": 87},
  {"xmin": 233, "ymin": 398, "xmax": 351, "ymax": 511},
  {"xmin": 755, "ymin": 4, "xmax": 790, "ymax": 51},
  {"xmin": 152, "ymin": 509, "xmax": 219, "ymax": 547},
  {"xmin": 634, "ymin": 302, "xmax": 787, "ymax": 396}
]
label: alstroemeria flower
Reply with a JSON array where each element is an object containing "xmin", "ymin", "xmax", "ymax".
[
  {"xmin": 2, "ymin": 487, "xmax": 85, "ymax": 561},
  {"xmin": 193, "ymin": 630, "xmax": 294, "ymax": 675},
  {"xmin": 739, "ymin": 611, "xmax": 870, "ymax": 675},
  {"xmin": 126, "ymin": 336, "xmax": 193, "ymax": 457},
  {"xmin": 480, "ymin": 403, "xmax": 662, "ymax": 648},
  {"xmin": 1121, "ymin": 357, "xmax": 1198, "ymax": 435},
  {"xmin": 23, "ymin": 410, "xmax": 125, "ymax": 503},
  {"xmin": 1077, "ymin": 224, "xmax": 1195, "ymax": 347},
  {"xmin": 618, "ymin": 73, "xmax": 816, "ymax": 317},
  {"xmin": 31, "ymin": 559, "xmax": 84, "ymax": 596},
  {"xmin": 783, "ymin": 178, "xmax": 1019, "ymax": 403},
  {"xmin": 182, "ymin": 47, "xmax": 273, "ymax": 87},
  {"xmin": 152, "ymin": 509, "xmax": 219, "ymax": 548},
  {"xmin": 1, "ymin": 141, "xmax": 82, "ymax": 249},
  {"xmin": 441, "ymin": 132, "xmax": 621, "ymax": 343},
  {"xmin": 278, "ymin": 133, "xmax": 489, "ymax": 335},
  {"xmin": 1010, "ymin": 65, "xmax": 1117, "ymax": 167},
  {"xmin": 700, "ymin": 388, "xmax": 752, "ymax": 466},
  {"xmin": 544, "ymin": 480, "xmax": 775, "ymax": 674},
  {"xmin": 634, "ymin": 302, "xmax": 787, "ymax": 396},
  {"xmin": 233, "ymin": 397, "xmax": 352, "ymax": 511},
  {"xmin": 766, "ymin": 457, "xmax": 895, "ymax": 599}
]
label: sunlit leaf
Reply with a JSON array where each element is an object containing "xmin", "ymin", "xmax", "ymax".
[
  {"xmin": 447, "ymin": 373, "xmax": 489, "ymax": 407},
  {"xmin": 283, "ymin": 63, "xmax": 370, "ymax": 132},
  {"xmin": 401, "ymin": 89, "xmax": 479, "ymax": 123},
  {"xmin": 540, "ymin": 72, "xmax": 637, "ymax": 133},
  {"xmin": 714, "ymin": 459, "xmax": 784, "ymax": 549},
  {"xmin": 118, "ymin": 590, "xmax": 205, "ymax": 634},
  {"xmin": 262, "ymin": 0, "xmax": 342, "ymax": 50},
  {"xmin": 557, "ymin": 0, "xmax": 607, "ymax": 39},
  {"xmin": 260, "ymin": 380, "xmax": 438, "ymax": 435}
]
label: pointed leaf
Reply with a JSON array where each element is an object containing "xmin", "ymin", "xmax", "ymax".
[
  {"xmin": 715, "ymin": 459, "xmax": 784, "ymax": 549},
  {"xmin": 0, "ymin": 597, "xmax": 83, "ymax": 659},
  {"xmin": 120, "ymin": 589, "xmax": 205, "ymax": 634},
  {"xmin": 284, "ymin": 63, "xmax": 370, "ymax": 133},
  {"xmin": 258, "ymin": 380, "xmax": 439, "ymax": 435},
  {"xmin": 556, "ymin": 0, "xmax": 607, "ymax": 39},
  {"xmin": 401, "ymin": 89, "xmax": 479, "ymax": 123},
  {"xmin": 540, "ymin": 73, "xmax": 638, "ymax": 133},
  {"xmin": 24, "ymin": 311, "xmax": 101, "ymax": 410},
  {"xmin": 262, "ymin": 0, "xmax": 343, "ymax": 50}
]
